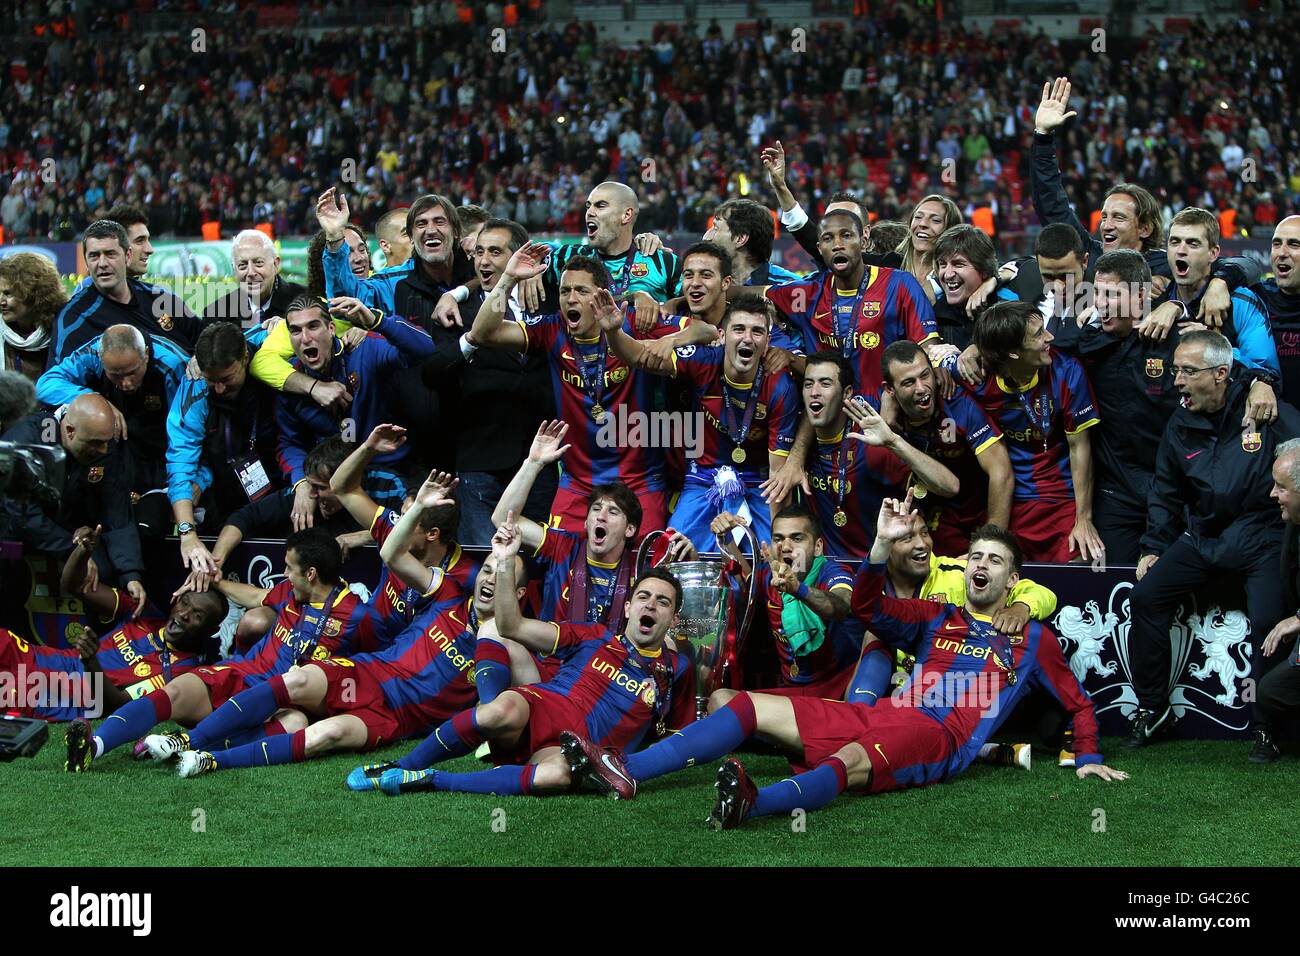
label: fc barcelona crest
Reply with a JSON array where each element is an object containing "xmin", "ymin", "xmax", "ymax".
[
  {"xmin": 324, "ymin": 618, "xmax": 343, "ymax": 637},
  {"xmin": 1145, "ymin": 358, "xmax": 1164, "ymax": 378},
  {"xmin": 1242, "ymin": 432, "xmax": 1262, "ymax": 453},
  {"xmin": 862, "ymin": 301, "xmax": 882, "ymax": 320},
  {"xmin": 628, "ymin": 262, "xmax": 650, "ymax": 279},
  {"xmin": 159, "ymin": 313, "xmax": 173, "ymax": 331},
  {"xmin": 86, "ymin": 466, "xmax": 104, "ymax": 483}
]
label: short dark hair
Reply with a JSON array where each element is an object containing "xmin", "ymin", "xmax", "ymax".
[
  {"xmin": 773, "ymin": 503, "xmax": 822, "ymax": 541},
  {"xmin": 972, "ymin": 300, "xmax": 1038, "ymax": 374},
  {"xmin": 407, "ymin": 193, "xmax": 462, "ymax": 242},
  {"xmin": 376, "ymin": 207, "xmax": 409, "ymax": 243},
  {"xmin": 194, "ymin": 322, "xmax": 249, "ymax": 372},
  {"xmin": 818, "ymin": 207, "xmax": 863, "ymax": 237},
  {"xmin": 304, "ymin": 437, "xmax": 355, "ymax": 480},
  {"xmin": 1093, "ymin": 248, "xmax": 1152, "ymax": 286},
  {"xmin": 81, "ymin": 219, "xmax": 129, "ymax": 254},
  {"xmin": 457, "ymin": 203, "xmax": 490, "ymax": 231},
  {"xmin": 869, "ymin": 220, "xmax": 908, "ymax": 255},
  {"xmin": 417, "ymin": 498, "xmax": 461, "ymax": 542},
  {"xmin": 804, "ymin": 349, "xmax": 855, "ymax": 390},
  {"xmin": 881, "ymin": 340, "xmax": 930, "ymax": 386},
  {"xmin": 632, "ymin": 567, "xmax": 683, "ymax": 612},
  {"xmin": 478, "ymin": 217, "xmax": 529, "ymax": 252},
  {"xmin": 589, "ymin": 481, "xmax": 642, "ymax": 533},
  {"xmin": 723, "ymin": 291, "xmax": 771, "ymax": 329},
  {"xmin": 562, "ymin": 254, "xmax": 611, "ymax": 290},
  {"xmin": 682, "ymin": 240, "xmax": 733, "ymax": 278},
  {"xmin": 105, "ymin": 203, "xmax": 149, "ymax": 230},
  {"xmin": 933, "ymin": 224, "xmax": 998, "ymax": 279},
  {"xmin": 306, "ymin": 231, "xmax": 328, "ymax": 297},
  {"xmin": 968, "ymin": 523, "xmax": 1023, "ymax": 574},
  {"xmin": 714, "ymin": 198, "xmax": 774, "ymax": 264},
  {"xmin": 189, "ymin": 588, "xmax": 229, "ymax": 634},
  {"xmin": 828, "ymin": 191, "xmax": 870, "ymax": 228},
  {"xmin": 1035, "ymin": 222, "xmax": 1086, "ymax": 262},
  {"xmin": 285, "ymin": 526, "xmax": 343, "ymax": 585}
]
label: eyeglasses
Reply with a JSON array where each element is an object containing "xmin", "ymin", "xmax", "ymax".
[{"xmin": 1171, "ymin": 365, "xmax": 1216, "ymax": 379}]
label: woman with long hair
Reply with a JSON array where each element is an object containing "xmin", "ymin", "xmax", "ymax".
[
  {"xmin": 0, "ymin": 252, "xmax": 68, "ymax": 382},
  {"xmin": 896, "ymin": 193, "xmax": 963, "ymax": 302}
]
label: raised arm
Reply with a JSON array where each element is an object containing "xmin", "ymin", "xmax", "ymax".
[
  {"xmin": 1029, "ymin": 78, "xmax": 1099, "ymax": 261},
  {"xmin": 331, "ymin": 423, "xmax": 406, "ymax": 526},
  {"xmin": 490, "ymin": 513, "xmax": 565, "ymax": 652},
  {"xmin": 845, "ymin": 397, "xmax": 960, "ymax": 497},
  {"xmin": 379, "ymin": 469, "xmax": 458, "ymax": 594},
  {"xmin": 761, "ymin": 541, "xmax": 849, "ymax": 622},
  {"xmin": 491, "ymin": 420, "xmax": 571, "ymax": 551},
  {"xmin": 60, "ymin": 525, "xmax": 123, "ymax": 620},
  {"xmin": 469, "ymin": 241, "xmax": 550, "ymax": 351}
]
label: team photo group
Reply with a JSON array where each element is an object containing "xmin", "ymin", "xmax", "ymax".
[{"xmin": 1, "ymin": 1, "xmax": 1298, "ymax": 877}]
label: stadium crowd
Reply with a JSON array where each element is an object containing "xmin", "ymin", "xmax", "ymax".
[{"xmin": 3, "ymin": 5, "xmax": 1300, "ymax": 828}]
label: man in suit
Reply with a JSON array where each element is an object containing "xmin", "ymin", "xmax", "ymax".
[{"xmin": 1255, "ymin": 438, "xmax": 1300, "ymax": 760}]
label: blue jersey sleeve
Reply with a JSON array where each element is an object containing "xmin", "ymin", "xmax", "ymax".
[
  {"xmin": 166, "ymin": 377, "xmax": 213, "ymax": 504},
  {"xmin": 1229, "ymin": 289, "xmax": 1281, "ymax": 377},
  {"xmin": 36, "ymin": 337, "xmax": 102, "ymax": 407},
  {"xmin": 370, "ymin": 312, "xmax": 438, "ymax": 368},
  {"xmin": 323, "ymin": 240, "xmax": 402, "ymax": 311},
  {"xmin": 274, "ymin": 394, "xmax": 313, "ymax": 487}
]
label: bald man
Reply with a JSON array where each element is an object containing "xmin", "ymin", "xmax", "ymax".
[
  {"xmin": 36, "ymin": 323, "xmax": 190, "ymax": 535},
  {"xmin": 543, "ymin": 181, "xmax": 682, "ymax": 329},
  {"xmin": 2, "ymin": 392, "xmax": 146, "ymax": 605},
  {"xmin": 1249, "ymin": 215, "xmax": 1300, "ymax": 409},
  {"xmin": 376, "ymin": 208, "xmax": 413, "ymax": 268}
]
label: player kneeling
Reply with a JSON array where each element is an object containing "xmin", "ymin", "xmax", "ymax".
[{"xmin": 563, "ymin": 492, "xmax": 1127, "ymax": 828}]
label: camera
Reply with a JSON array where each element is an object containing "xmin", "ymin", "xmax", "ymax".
[
  {"xmin": 0, "ymin": 715, "xmax": 49, "ymax": 761},
  {"xmin": 0, "ymin": 441, "xmax": 67, "ymax": 512}
]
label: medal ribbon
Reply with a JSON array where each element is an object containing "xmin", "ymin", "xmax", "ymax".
[
  {"xmin": 960, "ymin": 608, "xmax": 1017, "ymax": 685},
  {"xmin": 292, "ymin": 585, "xmax": 343, "ymax": 664},
  {"xmin": 721, "ymin": 365, "xmax": 765, "ymax": 457},
  {"xmin": 616, "ymin": 633, "xmax": 672, "ymax": 727},
  {"xmin": 832, "ymin": 267, "xmax": 874, "ymax": 359},
  {"xmin": 574, "ymin": 335, "xmax": 608, "ymax": 414}
]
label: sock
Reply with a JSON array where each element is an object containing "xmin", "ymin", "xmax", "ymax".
[
  {"xmin": 472, "ymin": 640, "xmax": 512, "ymax": 704},
  {"xmin": 752, "ymin": 757, "xmax": 849, "ymax": 818},
  {"xmin": 430, "ymin": 764, "xmax": 537, "ymax": 796},
  {"xmin": 625, "ymin": 693, "xmax": 757, "ymax": 782},
  {"xmin": 188, "ymin": 678, "xmax": 288, "ymax": 752},
  {"xmin": 94, "ymin": 690, "xmax": 172, "ymax": 756},
  {"xmin": 845, "ymin": 643, "xmax": 893, "ymax": 706},
  {"xmin": 208, "ymin": 729, "xmax": 308, "ymax": 770},
  {"xmin": 397, "ymin": 708, "xmax": 484, "ymax": 770}
]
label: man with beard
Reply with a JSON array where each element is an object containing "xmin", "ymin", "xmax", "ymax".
[
  {"xmin": 561, "ymin": 494, "xmax": 1125, "ymax": 825},
  {"xmin": 1129, "ymin": 331, "xmax": 1300, "ymax": 761},
  {"xmin": 370, "ymin": 519, "xmax": 695, "ymax": 799},
  {"xmin": 50, "ymin": 220, "xmax": 201, "ymax": 362},
  {"xmin": 799, "ymin": 350, "xmax": 958, "ymax": 559},
  {"xmin": 274, "ymin": 295, "xmax": 437, "ymax": 523},
  {"xmin": 881, "ymin": 341, "xmax": 1011, "ymax": 556},
  {"xmin": 0, "ymin": 526, "xmax": 226, "ymax": 725},
  {"xmin": 37, "ymin": 323, "xmax": 188, "ymax": 536},
  {"xmin": 603, "ymin": 292, "xmax": 801, "ymax": 548},
  {"xmin": 166, "ymin": 321, "xmax": 279, "ymax": 576},
  {"xmin": 763, "ymin": 209, "xmax": 939, "ymax": 405},
  {"xmin": 468, "ymin": 245, "xmax": 670, "ymax": 534}
]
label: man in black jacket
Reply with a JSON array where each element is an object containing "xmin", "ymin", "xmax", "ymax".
[
  {"xmin": 1, "ymin": 393, "xmax": 146, "ymax": 607},
  {"xmin": 202, "ymin": 229, "xmax": 306, "ymax": 328},
  {"xmin": 1254, "ymin": 438, "xmax": 1300, "ymax": 760},
  {"xmin": 1129, "ymin": 331, "xmax": 1300, "ymax": 760},
  {"xmin": 423, "ymin": 217, "xmax": 556, "ymax": 544}
]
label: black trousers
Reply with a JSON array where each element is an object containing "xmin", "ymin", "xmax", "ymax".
[
  {"xmin": 1257, "ymin": 650, "xmax": 1300, "ymax": 737},
  {"xmin": 1128, "ymin": 536, "xmax": 1287, "ymax": 728},
  {"xmin": 1093, "ymin": 486, "xmax": 1146, "ymax": 565}
]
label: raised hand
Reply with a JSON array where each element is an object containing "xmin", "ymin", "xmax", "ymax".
[
  {"xmin": 316, "ymin": 187, "xmax": 350, "ymax": 240},
  {"xmin": 593, "ymin": 288, "xmax": 625, "ymax": 333},
  {"xmin": 761, "ymin": 541, "xmax": 801, "ymax": 594},
  {"xmin": 505, "ymin": 241, "xmax": 551, "ymax": 282},
  {"xmin": 529, "ymin": 420, "xmax": 572, "ymax": 465},
  {"xmin": 876, "ymin": 490, "xmax": 916, "ymax": 544},
  {"xmin": 1035, "ymin": 77, "xmax": 1077, "ymax": 132},
  {"xmin": 365, "ymin": 423, "xmax": 408, "ymax": 455},
  {"xmin": 492, "ymin": 510, "xmax": 523, "ymax": 560},
  {"xmin": 416, "ymin": 469, "xmax": 459, "ymax": 509},
  {"xmin": 760, "ymin": 140, "xmax": 788, "ymax": 185},
  {"xmin": 328, "ymin": 296, "xmax": 376, "ymax": 329},
  {"xmin": 73, "ymin": 524, "xmax": 103, "ymax": 555},
  {"xmin": 845, "ymin": 396, "xmax": 897, "ymax": 448}
]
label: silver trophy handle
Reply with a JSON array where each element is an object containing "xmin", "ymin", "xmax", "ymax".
[
  {"xmin": 719, "ymin": 521, "xmax": 760, "ymax": 692},
  {"xmin": 634, "ymin": 529, "xmax": 669, "ymax": 577}
]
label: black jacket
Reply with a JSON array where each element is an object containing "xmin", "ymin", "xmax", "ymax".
[
  {"xmin": 1281, "ymin": 523, "xmax": 1300, "ymax": 616},
  {"xmin": 1142, "ymin": 374, "xmax": 1300, "ymax": 561},
  {"xmin": 0, "ymin": 411, "xmax": 143, "ymax": 583},
  {"xmin": 50, "ymin": 278, "xmax": 202, "ymax": 364},
  {"xmin": 203, "ymin": 276, "xmax": 307, "ymax": 326}
]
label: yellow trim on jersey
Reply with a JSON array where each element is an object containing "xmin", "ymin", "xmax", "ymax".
[
  {"xmin": 368, "ymin": 503, "xmax": 387, "ymax": 534},
  {"xmin": 817, "ymin": 428, "xmax": 846, "ymax": 446},
  {"xmin": 995, "ymin": 371, "xmax": 1039, "ymax": 394},
  {"xmin": 723, "ymin": 374, "xmax": 754, "ymax": 390},
  {"xmin": 544, "ymin": 621, "xmax": 561, "ymax": 657},
  {"xmin": 829, "ymin": 582, "xmax": 854, "ymax": 593},
  {"xmin": 634, "ymin": 643, "xmax": 663, "ymax": 659},
  {"xmin": 1065, "ymin": 417, "xmax": 1100, "ymax": 436},
  {"xmin": 533, "ymin": 524, "xmax": 551, "ymax": 558},
  {"xmin": 973, "ymin": 433, "xmax": 1004, "ymax": 455},
  {"xmin": 769, "ymin": 449, "xmax": 791, "ymax": 458},
  {"xmin": 918, "ymin": 331, "xmax": 940, "ymax": 344},
  {"xmin": 586, "ymin": 555, "xmax": 620, "ymax": 570},
  {"xmin": 513, "ymin": 318, "xmax": 531, "ymax": 349},
  {"xmin": 574, "ymin": 333, "xmax": 601, "ymax": 345}
]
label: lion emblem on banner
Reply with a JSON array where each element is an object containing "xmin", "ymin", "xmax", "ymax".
[
  {"xmin": 1186, "ymin": 610, "xmax": 1252, "ymax": 706},
  {"xmin": 1055, "ymin": 601, "xmax": 1119, "ymax": 682}
]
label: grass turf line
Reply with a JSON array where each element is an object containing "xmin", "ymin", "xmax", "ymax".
[{"xmin": 3, "ymin": 724, "xmax": 1296, "ymax": 867}]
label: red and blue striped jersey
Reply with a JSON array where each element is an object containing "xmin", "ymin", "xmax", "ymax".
[
  {"xmin": 534, "ymin": 526, "xmax": 626, "ymax": 626},
  {"xmin": 224, "ymin": 580, "xmax": 382, "ymax": 679},
  {"xmin": 756, "ymin": 562, "xmax": 863, "ymax": 687},
  {"xmin": 963, "ymin": 350, "xmax": 1099, "ymax": 502},
  {"xmin": 766, "ymin": 266, "xmax": 939, "ymax": 403},
  {"xmin": 516, "ymin": 312, "xmax": 666, "ymax": 493},
  {"xmin": 344, "ymin": 597, "xmax": 481, "ymax": 729},
  {"xmin": 367, "ymin": 505, "xmax": 478, "ymax": 641},
  {"xmin": 669, "ymin": 345, "xmax": 799, "ymax": 473},
  {"xmin": 806, "ymin": 430, "xmax": 911, "ymax": 559},
  {"xmin": 899, "ymin": 390, "xmax": 1003, "ymax": 531},
  {"xmin": 851, "ymin": 561, "xmax": 1102, "ymax": 773},
  {"xmin": 531, "ymin": 623, "xmax": 696, "ymax": 752}
]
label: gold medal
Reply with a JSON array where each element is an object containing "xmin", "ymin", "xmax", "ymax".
[
  {"xmin": 789, "ymin": 660, "xmax": 799, "ymax": 677},
  {"xmin": 833, "ymin": 509, "xmax": 848, "ymax": 527},
  {"xmin": 731, "ymin": 447, "xmax": 747, "ymax": 464},
  {"xmin": 590, "ymin": 403, "xmax": 606, "ymax": 423},
  {"xmin": 912, "ymin": 483, "xmax": 929, "ymax": 499}
]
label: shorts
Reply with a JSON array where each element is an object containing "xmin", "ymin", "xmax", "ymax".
[
  {"xmin": 549, "ymin": 481, "xmax": 668, "ymax": 539},
  {"xmin": 487, "ymin": 685, "xmax": 583, "ymax": 766},
  {"xmin": 191, "ymin": 663, "xmax": 257, "ymax": 709},
  {"xmin": 755, "ymin": 664, "xmax": 853, "ymax": 702},
  {"xmin": 313, "ymin": 660, "xmax": 403, "ymax": 751},
  {"xmin": 1008, "ymin": 498, "xmax": 1077, "ymax": 563},
  {"xmin": 787, "ymin": 695, "xmax": 955, "ymax": 793}
]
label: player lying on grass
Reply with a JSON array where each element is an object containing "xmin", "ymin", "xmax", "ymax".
[
  {"xmin": 355, "ymin": 513, "xmax": 696, "ymax": 797},
  {"xmin": 0, "ymin": 525, "xmax": 227, "ymax": 722},
  {"xmin": 64, "ymin": 527, "xmax": 383, "ymax": 772},
  {"xmin": 562, "ymin": 492, "xmax": 1127, "ymax": 829}
]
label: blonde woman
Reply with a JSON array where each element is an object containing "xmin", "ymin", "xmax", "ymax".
[
  {"xmin": 897, "ymin": 194, "xmax": 963, "ymax": 303},
  {"xmin": 0, "ymin": 252, "xmax": 67, "ymax": 382}
]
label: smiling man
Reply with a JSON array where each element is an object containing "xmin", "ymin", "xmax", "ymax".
[
  {"xmin": 1251, "ymin": 217, "xmax": 1300, "ymax": 408},
  {"xmin": 563, "ymin": 494, "xmax": 1123, "ymax": 826},
  {"xmin": 1130, "ymin": 330, "xmax": 1300, "ymax": 761},
  {"xmin": 203, "ymin": 229, "xmax": 306, "ymax": 329},
  {"xmin": 372, "ymin": 517, "xmax": 695, "ymax": 798}
]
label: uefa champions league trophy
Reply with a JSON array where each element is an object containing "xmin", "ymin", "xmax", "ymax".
[{"xmin": 636, "ymin": 526, "xmax": 759, "ymax": 720}]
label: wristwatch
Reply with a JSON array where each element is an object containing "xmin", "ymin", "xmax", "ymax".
[{"xmin": 177, "ymin": 522, "xmax": 196, "ymax": 536}]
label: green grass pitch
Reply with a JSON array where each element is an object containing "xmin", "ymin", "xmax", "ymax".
[{"xmin": 4, "ymin": 726, "xmax": 1296, "ymax": 867}]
